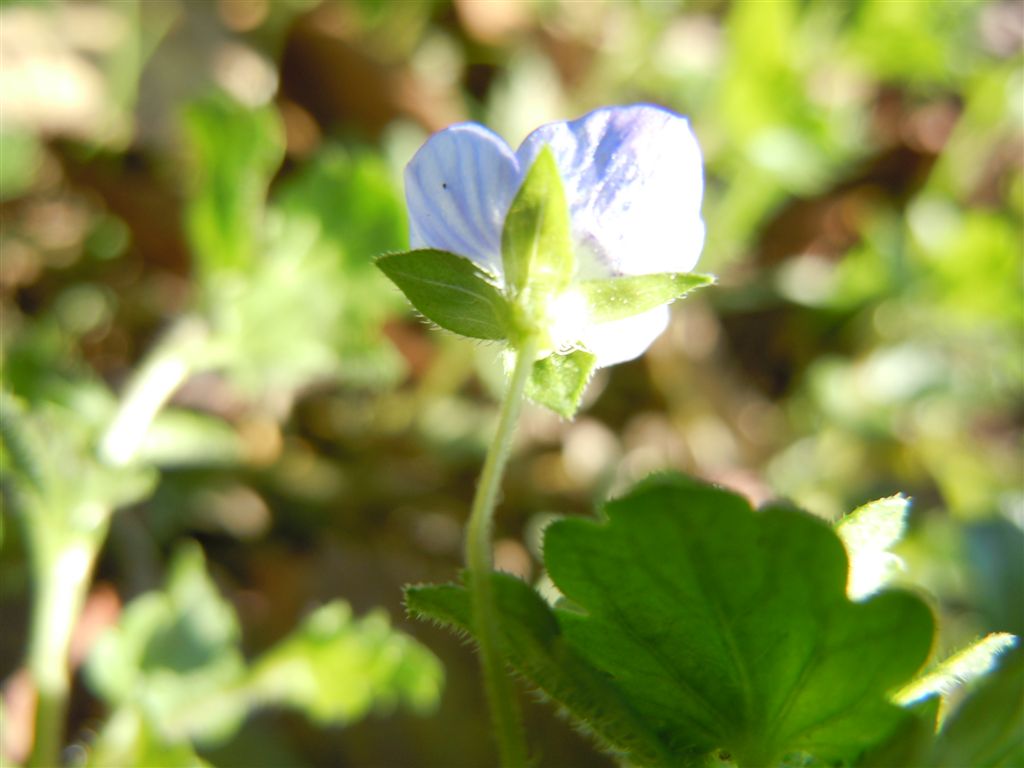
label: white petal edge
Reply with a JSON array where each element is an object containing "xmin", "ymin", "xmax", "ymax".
[
  {"xmin": 405, "ymin": 123, "xmax": 522, "ymax": 277},
  {"xmin": 577, "ymin": 306, "xmax": 670, "ymax": 367},
  {"xmin": 516, "ymin": 105, "xmax": 705, "ymax": 279}
]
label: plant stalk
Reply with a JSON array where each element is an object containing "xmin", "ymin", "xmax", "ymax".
[{"xmin": 464, "ymin": 337, "xmax": 538, "ymax": 768}]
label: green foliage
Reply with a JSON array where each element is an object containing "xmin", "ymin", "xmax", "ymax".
[
  {"xmin": 408, "ymin": 474, "xmax": 935, "ymax": 767},
  {"xmin": 525, "ymin": 350, "xmax": 596, "ymax": 419},
  {"xmin": 86, "ymin": 544, "xmax": 443, "ymax": 760},
  {"xmin": 376, "ymin": 249, "xmax": 513, "ymax": 341},
  {"xmin": 182, "ymin": 96, "xmax": 409, "ymax": 396},
  {"xmin": 183, "ymin": 94, "xmax": 284, "ymax": 282},
  {"xmin": 501, "ymin": 147, "xmax": 574, "ymax": 310},
  {"xmin": 578, "ymin": 273, "xmax": 714, "ymax": 324}
]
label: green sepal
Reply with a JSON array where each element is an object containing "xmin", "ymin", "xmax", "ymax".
[
  {"xmin": 376, "ymin": 249, "xmax": 513, "ymax": 340},
  {"xmin": 525, "ymin": 349, "xmax": 597, "ymax": 419},
  {"xmin": 578, "ymin": 272, "xmax": 715, "ymax": 324},
  {"xmin": 501, "ymin": 147, "xmax": 574, "ymax": 307}
]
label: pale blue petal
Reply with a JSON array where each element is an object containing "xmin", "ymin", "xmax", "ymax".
[
  {"xmin": 577, "ymin": 306, "xmax": 670, "ymax": 367},
  {"xmin": 516, "ymin": 105, "xmax": 704, "ymax": 279},
  {"xmin": 405, "ymin": 123, "xmax": 522, "ymax": 277}
]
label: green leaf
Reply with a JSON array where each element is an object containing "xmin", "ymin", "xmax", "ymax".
[
  {"xmin": 928, "ymin": 647, "xmax": 1024, "ymax": 767},
  {"xmin": 525, "ymin": 350, "xmax": 597, "ymax": 419},
  {"xmin": 85, "ymin": 543, "xmax": 248, "ymax": 745},
  {"xmin": 407, "ymin": 574, "xmax": 678, "ymax": 768},
  {"xmin": 501, "ymin": 146, "xmax": 574, "ymax": 304},
  {"xmin": 376, "ymin": 249, "xmax": 513, "ymax": 340},
  {"xmin": 182, "ymin": 93, "xmax": 284, "ymax": 281},
  {"xmin": 246, "ymin": 601, "xmax": 443, "ymax": 725},
  {"xmin": 578, "ymin": 272, "xmax": 715, "ymax": 324},
  {"xmin": 836, "ymin": 494, "xmax": 910, "ymax": 599},
  {"xmin": 410, "ymin": 473, "xmax": 935, "ymax": 767}
]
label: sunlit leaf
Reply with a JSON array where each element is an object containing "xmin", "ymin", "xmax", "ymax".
[{"xmin": 836, "ymin": 494, "xmax": 909, "ymax": 599}]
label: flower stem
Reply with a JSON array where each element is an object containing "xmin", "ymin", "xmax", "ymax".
[{"xmin": 464, "ymin": 337, "xmax": 538, "ymax": 768}]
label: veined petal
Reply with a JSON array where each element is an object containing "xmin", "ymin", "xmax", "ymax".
[
  {"xmin": 576, "ymin": 306, "xmax": 670, "ymax": 367},
  {"xmin": 517, "ymin": 105, "xmax": 704, "ymax": 279},
  {"xmin": 405, "ymin": 123, "xmax": 522, "ymax": 277}
]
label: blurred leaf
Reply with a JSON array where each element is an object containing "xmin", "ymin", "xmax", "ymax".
[
  {"xmin": 137, "ymin": 409, "xmax": 245, "ymax": 468},
  {"xmin": 0, "ymin": 130, "xmax": 42, "ymax": 201},
  {"xmin": 928, "ymin": 647, "xmax": 1024, "ymax": 766},
  {"xmin": 377, "ymin": 249, "xmax": 514, "ymax": 340},
  {"xmin": 246, "ymin": 601, "xmax": 443, "ymax": 724},
  {"xmin": 501, "ymin": 147, "xmax": 574, "ymax": 304},
  {"xmin": 86, "ymin": 543, "xmax": 247, "ymax": 744},
  {"xmin": 525, "ymin": 350, "xmax": 596, "ymax": 419},
  {"xmin": 578, "ymin": 273, "xmax": 714, "ymax": 324},
  {"xmin": 86, "ymin": 708, "xmax": 211, "ymax": 768},
  {"xmin": 204, "ymin": 145, "xmax": 410, "ymax": 396},
  {"xmin": 183, "ymin": 93, "xmax": 284, "ymax": 282},
  {"xmin": 87, "ymin": 545, "xmax": 443, "ymax": 753},
  {"xmin": 0, "ymin": 391, "xmax": 156, "ymax": 533},
  {"xmin": 410, "ymin": 473, "xmax": 935, "ymax": 766},
  {"xmin": 836, "ymin": 494, "xmax": 909, "ymax": 599}
]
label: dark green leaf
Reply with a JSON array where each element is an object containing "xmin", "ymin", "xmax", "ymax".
[
  {"xmin": 525, "ymin": 350, "xmax": 597, "ymax": 419},
  {"xmin": 376, "ymin": 249, "xmax": 513, "ymax": 340},
  {"xmin": 406, "ymin": 575, "xmax": 680, "ymax": 768},
  {"xmin": 410, "ymin": 474, "xmax": 935, "ymax": 767},
  {"xmin": 578, "ymin": 272, "xmax": 715, "ymax": 324},
  {"xmin": 501, "ymin": 147, "xmax": 574, "ymax": 304}
]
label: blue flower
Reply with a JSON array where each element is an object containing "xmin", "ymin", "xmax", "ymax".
[{"xmin": 405, "ymin": 104, "xmax": 705, "ymax": 366}]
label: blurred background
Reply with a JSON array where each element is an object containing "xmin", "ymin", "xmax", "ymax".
[{"xmin": 1, "ymin": 0, "xmax": 1021, "ymax": 766}]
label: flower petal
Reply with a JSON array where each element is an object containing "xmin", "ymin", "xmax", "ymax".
[
  {"xmin": 405, "ymin": 123, "xmax": 522, "ymax": 277},
  {"xmin": 576, "ymin": 306, "xmax": 670, "ymax": 367},
  {"xmin": 516, "ymin": 105, "xmax": 704, "ymax": 279}
]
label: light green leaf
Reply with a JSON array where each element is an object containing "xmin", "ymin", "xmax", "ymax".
[
  {"xmin": 182, "ymin": 93, "xmax": 284, "ymax": 281},
  {"xmin": 85, "ymin": 543, "xmax": 248, "ymax": 745},
  {"xmin": 409, "ymin": 474, "xmax": 935, "ymax": 767},
  {"xmin": 836, "ymin": 494, "xmax": 910, "ymax": 599},
  {"xmin": 246, "ymin": 601, "xmax": 443, "ymax": 724},
  {"xmin": 501, "ymin": 147, "xmax": 574, "ymax": 305},
  {"xmin": 578, "ymin": 272, "xmax": 715, "ymax": 324},
  {"xmin": 376, "ymin": 249, "xmax": 513, "ymax": 340},
  {"xmin": 525, "ymin": 350, "xmax": 597, "ymax": 419}
]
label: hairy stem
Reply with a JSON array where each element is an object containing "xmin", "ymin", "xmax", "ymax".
[{"xmin": 464, "ymin": 337, "xmax": 538, "ymax": 768}]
